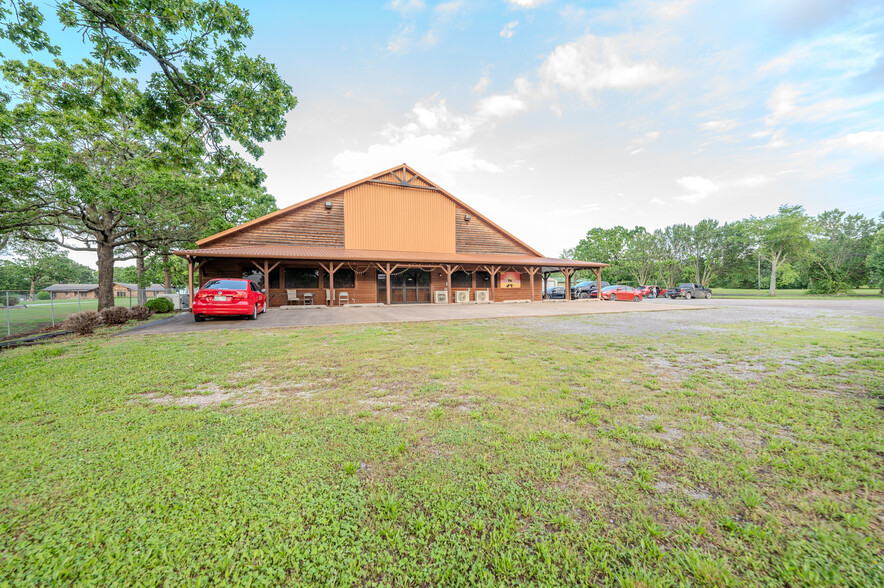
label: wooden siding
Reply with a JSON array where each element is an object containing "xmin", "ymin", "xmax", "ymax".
[
  {"xmin": 455, "ymin": 207, "xmax": 533, "ymax": 255},
  {"xmin": 344, "ymin": 184, "xmax": 456, "ymax": 253},
  {"xmin": 206, "ymin": 195, "xmax": 345, "ymax": 249}
]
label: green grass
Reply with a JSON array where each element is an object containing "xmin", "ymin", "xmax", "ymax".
[
  {"xmin": 3, "ymin": 297, "xmax": 151, "ymax": 337},
  {"xmin": 0, "ymin": 313, "xmax": 882, "ymax": 585},
  {"xmin": 712, "ymin": 287, "xmax": 883, "ymax": 299}
]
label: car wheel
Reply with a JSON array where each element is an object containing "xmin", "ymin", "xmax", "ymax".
[
  {"xmin": 194, "ymin": 314, "xmax": 204, "ymax": 322},
  {"xmin": 633, "ymin": 295, "xmax": 640, "ymax": 302},
  {"xmin": 705, "ymin": 292, "xmax": 711, "ymax": 299},
  {"xmin": 249, "ymin": 305, "xmax": 258, "ymax": 320},
  {"xmin": 685, "ymin": 292, "xmax": 692, "ymax": 300},
  {"xmin": 609, "ymin": 295, "xmax": 616, "ymax": 301},
  {"xmin": 579, "ymin": 292, "xmax": 589, "ymax": 299}
]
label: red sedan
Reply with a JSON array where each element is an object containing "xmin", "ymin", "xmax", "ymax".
[
  {"xmin": 192, "ymin": 279, "xmax": 267, "ymax": 322},
  {"xmin": 600, "ymin": 285, "xmax": 643, "ymax": 302}
]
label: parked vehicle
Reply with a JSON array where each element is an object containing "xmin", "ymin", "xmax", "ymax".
[
  {"xmin": 635, "ymin": 285, "xmax": 654, "ymax": 296},
  {"xmin": 546, "ymin": 286, "xmax": 566, "ymax": 299},
  {"xmin": 192, "ymin": 279, "xmax": 267, "ymax": 321},
  {"xmin": 665, "ymin": 283, "xmax": 712, "ymax": 300},
  {"xmin": 572, "ymin": 280, "xmax": 610, "ymax": 299},
  {"xmin": 600, "ymin": 285, "xmax": 643, "ymax": 302}
]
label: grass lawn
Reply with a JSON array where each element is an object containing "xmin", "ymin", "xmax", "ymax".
[
  {"xmin": 712, "ymin": 287, "xmax": 883, "ymax": 299},
  {"xmin": 1, "ymin": 312, "xmax": 882, "ymax": 585},
  {"xmin": 3, "ymin": 297, "xmax": 152, "ymax": 338}
]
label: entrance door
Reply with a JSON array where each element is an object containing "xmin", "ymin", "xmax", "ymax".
[{"xmin": 378, "ymin": 269, "xmax": 431, "ymax": 304}]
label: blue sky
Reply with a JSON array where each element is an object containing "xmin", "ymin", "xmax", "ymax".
[
  {"xmin": 8, "ymin": 0, "xmax": 884, "ymax": 263},
  {"xmin": 245, "ymin": 0, "xmax": 884, "ymax": 257}
]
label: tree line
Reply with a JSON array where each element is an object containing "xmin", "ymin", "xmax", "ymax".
[
  {"xmin": 565, "ymin": 205, "xmax": 884, "ymax": 295},
  {"xmin": 0, "ymin": 1, "xmax": 296, "ymax": 309}
]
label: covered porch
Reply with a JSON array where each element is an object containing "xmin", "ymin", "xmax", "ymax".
[{"xmin": 174, "ymin": 245, "xmax": 607, "ymax": 308}]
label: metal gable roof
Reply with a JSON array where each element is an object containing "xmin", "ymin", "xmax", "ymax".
[{"xmin": 173, "ymin": 244, "xmax": 607, "ymax": 269}]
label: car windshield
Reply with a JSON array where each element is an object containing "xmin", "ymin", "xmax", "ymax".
[
  {"xmin": 574, "ymin": 281, "xmax": 592, "ymax": 288},
  {"xmin": 601, "ymin": 285, "xmax": 618, "ymax": 291},
  {"xmin": 202, "ymin": 280, "xmax": 247, "ymax": 290}
]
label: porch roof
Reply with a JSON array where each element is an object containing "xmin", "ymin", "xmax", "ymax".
[{"xmin": 173, "ymin": 245, "xmax": 607, "ymax": 270}]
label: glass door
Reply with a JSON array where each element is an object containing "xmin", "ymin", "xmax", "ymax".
[{"xmin": 378, "ymin": 269, "xmax": 431, "ymax": 304}]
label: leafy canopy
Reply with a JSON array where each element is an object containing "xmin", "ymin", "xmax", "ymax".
[{"xmin": 0, "ymin": 0, "xmax": 297, "ymax": 159}]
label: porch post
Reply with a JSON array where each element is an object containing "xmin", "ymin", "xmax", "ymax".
[
  {"xmin": 386, "ymin": 263, "xmax": 392, "ymax": 306},
  {"xmin": 187, "ymin": 256, "xmax": 194, "ymax": 307},
  {"xmin": 563, "ymin": 268, "xmax": 573, "ymax": 301},
  {"xmin": 471, "ymin": 270, "xmax": 476, "ymax": 291},
  {"xmin": 595, "ymin": 267, "xmax": 602, "ymax": 302},
  {"xmin": 329, "ymin": 264, "xmax": 335, "ymax": 306},
  {"xmin": 490, "ymin": 266, "xmax": 499, "ymax": 302},
  {"xmin": 526, "ymin": 266, "xmax": 539, "ymax": 302}
]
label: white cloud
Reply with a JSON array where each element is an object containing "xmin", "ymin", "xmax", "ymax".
[
  {"xmin": 674, "ymin": 175, "xmax": 720, "ymax": 203},
  {"xmin": 655, "ymin": 0, "xmax": 699, "ymax": 21},
  {"xmin": 734, "ymin": 175, "xmax": 771, "ymax": 188},
  {"xmin": 332, "ymin": 90, "xmax": 533, "ymax": 186},
  {"xmin": 539, "ymin": 35, "xmax": 676, "ymax": 102},
  {"xmin": 822, "ymin": 131, "xmax": 884, "ymax": 159},
  {"xmin": 700, "ymin": 119, "xmax": 738, "ymax": 132},
  {"xmin": 385, "ymin": 0, "xmax": 466, "ymax": 54},
  {"xmin": 507, "ymin": 0, "xmax": 551, "ymax": 8},
  {"xmin": 476, "ymin": 94, "xmax": 527, "ymax": 119},
  {"xmin": 472, "ymin": 74, "xmax": 491, "ymax": 94},
  {"xmin": 500, "ymin": 20, "xmax": 519, "ymax": 38},
  {"xmin": 627, "ymin": 131, "xmax": 660, "ymax": 154},
  {"xmin": 435, "ymin": 0, "xmax": 464, "ymax": 15},
  {"xmin": 765, "ymin": 83, "xmax": 801, "ymax": 125},
  {"xmin": 385, "ymin": 0, "xmax": 425, "ymax": 15}
]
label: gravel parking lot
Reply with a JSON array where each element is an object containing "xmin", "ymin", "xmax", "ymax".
[{"xmin": 125, "ymin": 297, "xmax": 884, "ymax": 336}]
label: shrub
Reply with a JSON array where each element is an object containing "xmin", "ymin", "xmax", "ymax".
[
  {"xmin": 144, "ymin": 296, "xmax": 174, "ymax": 313},
  {"xmin": 129, "ymin": 305, "xmax": 154, "ymax": 321},
  {"xmin": 100, "ymin": 306, "xmax": 132, "ymax": 325},
  {"xmin": 36, "ymin": 291, "xmax": 51, "ymax": 300},
  {"xmin": 3, "ymin": 296, "xmax": 20, "ymax": 307},
  {"xmin": 62, "ymin": 311, "xmax": 102, "ymax": 335}
]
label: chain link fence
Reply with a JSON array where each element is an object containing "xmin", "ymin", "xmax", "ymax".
[{"xmin": 1, "ymin": 288, "xmax": 188, "ymax": 339}]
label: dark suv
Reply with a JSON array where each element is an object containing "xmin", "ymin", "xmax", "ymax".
[
  {"xmin": 665, "ymin": 283, "xmax": 712, "ymax": 299},
  {"xmin": 572, "ymin": 280, "xmax": 610, "ymax": 299}
]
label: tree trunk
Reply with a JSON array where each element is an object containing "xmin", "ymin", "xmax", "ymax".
[
  {"xmin": 757, "ymin": 255, "xmax": 761, "ymax": 290},
  {"xmin": 96, "ymin": 238, "xmax": 116, "ymax": 310},
  {"xmin": 29, "ymin": 280, "xmax": 36, "ymax": 301},
  {"xmin": 162, "ymin": 253, "xmax": 171, "ymax": 291},
  {"xmin": 768, "ymin": 258, "xmax": 778, "ymax": 296},
  {"xmin": 135, "ymin": 247, "xmax": 147, "ymax": 305}
]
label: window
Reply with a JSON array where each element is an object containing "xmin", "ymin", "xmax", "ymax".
[
  {"xmin": 268, "ymin": 267, "xmax": 280, "ymax": 289},
  {"xmin": 451, "ymin": 271, "xmax": 471, "ymax": 288},
  {"xmin": 242, "ymin": 269, "xmax": 264, "ymax": 290},
  {"xmin": 203, "ymin": 279, "xmax": 248, "ymax": 290},
  {"xmin": 285, "ymin": 268, "xmax": 319, "ymax": 289},
  {"xmin": 323, "ymin": 268, "xmax": 355, "ymax": 288},
  {"xmin": 476, "ymin": 271, "xmax": 491, "ymax": 288}
]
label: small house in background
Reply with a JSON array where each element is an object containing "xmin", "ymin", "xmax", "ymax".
[
  {"xmin": 176, "ymin": 164, "xmax": 607, "ymax": 306},
  {"xmin": 112, "ymin": 283, "xmax": 167, "ymax": 298},
  {"xmin": 42, "ymin": 282, "xmax": 167, "ymax": 300},
  {"xmin": 42, "ymin": 284, "xmax": 99, "ymax": 299}
]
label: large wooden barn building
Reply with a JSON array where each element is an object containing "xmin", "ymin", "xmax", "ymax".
[{"xmin": 175, "ymin": 165, "xmax": 606, "ymax": 307}]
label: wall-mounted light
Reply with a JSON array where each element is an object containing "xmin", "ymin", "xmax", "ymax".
[
  {"xmin": 464, "ymin": 214, "xmax": 472, "ymax": 222},
  {"xmin": 325, "ymin": 201, "xmax": 333, "ymax": 210}
]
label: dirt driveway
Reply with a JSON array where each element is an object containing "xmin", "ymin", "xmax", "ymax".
[{"xmin": 123, "ymin": 297, "xmax": 884, "ymax": 336}]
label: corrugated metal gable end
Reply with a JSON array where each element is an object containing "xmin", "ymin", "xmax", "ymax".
[{"xmin": 344, "ymin": 183, "xmax": 456, "ymax": 253}]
